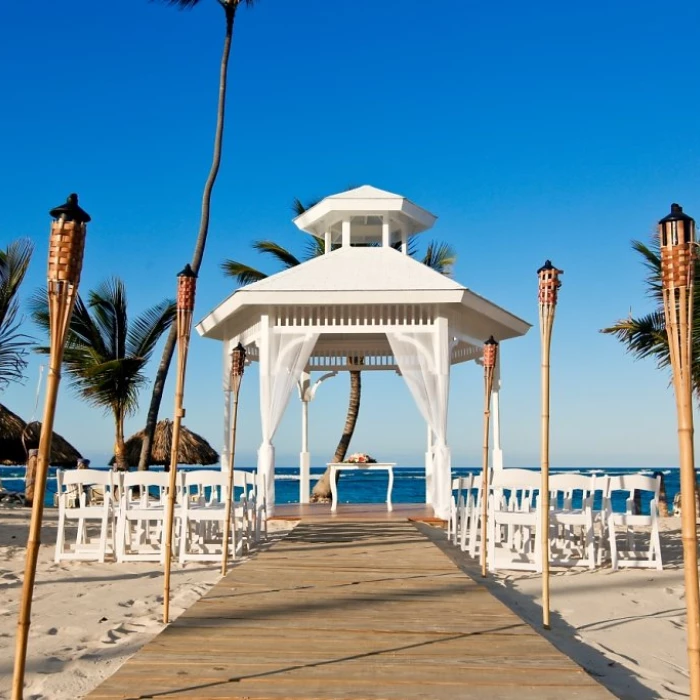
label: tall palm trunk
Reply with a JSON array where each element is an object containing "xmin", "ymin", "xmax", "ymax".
[
  {"xmin": 113, "ymin": 412, "xmax": 128, "ymax": 472},
  {"xmin": 138, "ymin": 5, "xmax": 236, "ymax": 471},
  {"xmin": 311, "ymin": 369, "xmax": 361, "ymax": 501}
]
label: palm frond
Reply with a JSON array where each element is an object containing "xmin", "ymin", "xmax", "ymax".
[
  {"xmin": 220, "ymin": 259, "xmax": 268, "ymax": 286},
  {"xmin": 89, "ymin": 278, "xmax": 128, "ymax": 362},
  {"xmin": 154, "ymin": 0, "xmax": 204, "ymax": 8},
  {"xmin": 0, "ymin": 238, "xmax": 34, "ymax": 389},
  {"xmin": 252, "ymin": 240, "xmax": 301, "ymax": 269},
  {"xmin": 0, "ymin": 303, "xmax": 31, "ymax": 392},
  {"xmin": 303, "ymin": 235, "xmax": 327, "ymax": 261},
  {"xmin": 630, "ymin": 240, "xmax": 662, "ymax": 302},
  {"xmin": 601, "ymin": 311, "xmax": 668, "ymax": 363},
  {"xmin": 291, "ymin": 196, "xmax": 322, "ymax": 217},
  {"xmin": 127, "ymin": 299, "xmax": 176, "ymax": 360},
  {"xmin": 422, "ymin": 241, "xmax": 457, "ymax": 276}
]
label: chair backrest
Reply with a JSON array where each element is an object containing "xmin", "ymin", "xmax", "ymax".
[
  {"xmin": 490, "ymin": 468, "xmax": 540, "ymax": 490},
  {"xmin": 549, "ymin": 473, "xmax": 596, "ymax": 509},
  {"xmin": 606, "ymin": 473, "xmax": 660, "ymax": 513},
  {"xmin": 184, "ymin": 469, "xmax": 227, "ymax": 503},
  {"xmin": 59, "ymin": 468, "xmax": 113, "ymax": 487},
  {"xmin": 57, "ymin": 469, "xmax": 114, "ymax": 509},
  {"xmin": 121, "ymin": 471, "xmax": 173, "ymax": 505},
  {"xmin": 490, "ymin": 468, "xmax": 540, "ymax": 511}
]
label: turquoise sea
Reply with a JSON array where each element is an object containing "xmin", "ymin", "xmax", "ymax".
[{"xmin": 0, "ymin": 465, "xmax": 677, "ymax": 516}]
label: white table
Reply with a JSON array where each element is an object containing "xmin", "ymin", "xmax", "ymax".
[{"xmin": 328, "ymin": 463, "xmax": 396, "ymax": 512}]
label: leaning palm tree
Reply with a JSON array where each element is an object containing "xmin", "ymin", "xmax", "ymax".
[
  {"xmin": 0, "ymin": 239, "xmax": 34, "ymax": 392},
  {"xmin": 32, "ymin": 278, "xmax": 175, "ymax": 470},
  {"xmin": 222, "ymin": 196, "xmax": 456, "ymax": 500},
  {"xmin": 601, "ymin": 238, "xmax": 700, "ymax": 395},
  {"xmin": 138, "ymin": 0, "xmax": 258, "ymax": 471}
]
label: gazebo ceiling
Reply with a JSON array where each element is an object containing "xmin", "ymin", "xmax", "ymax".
[{"xmin": 293, "ymin": 185, "xmax": 437, "ymax": 239}]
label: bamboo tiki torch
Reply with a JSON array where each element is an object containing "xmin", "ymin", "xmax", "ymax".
[
  {"xmin": 480, "ymin": 336, "xmax": 499, "ymax": 578},
  {"xmin": 658, "ymin": 203, "xmax": 700, "ymax": 697},
  {"xmin": 222, "ymin": 342, "xmax": 246, "ymax": 576},
  {"xmin": 163, "ymin": 264, "xmax": 197, "ymax": 624},
  {"xmin": 13, "ymin": 195, "xmax": 90, "ymax": 700},
  {"xmin": 537, "ymin": 259, "xmax": 562, "ymax": 631}
]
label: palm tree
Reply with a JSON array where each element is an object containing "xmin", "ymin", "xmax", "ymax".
[
  {"xmin": 32, "ymin": 278, "xmax": 175, "ymax": 470},
  {"xmin": 601, "ymin": 238, "xmax": 700, "ymax": 396},
  {"xmin": 0, "ymin": 239, "xmax": 33, "ymax": 392},
  {"xmin": 138, "ymin": 0, "xmax": 257, "ymax": 471},
  {"xmin": 222, "ymin": 198, "xmax": 456, "ymax": 499}
]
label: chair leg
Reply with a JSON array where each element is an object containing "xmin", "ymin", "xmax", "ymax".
[
  {"xmin": 608, "ymin": 520, "xmax": 618, "ymax": 571},
  {"xmin": 98, "ymin": 513, "xmax": 108, "ymax": 563},
  {"xmin": 55, "ymin": 508, "xmax": 66, "ymax": 563}
]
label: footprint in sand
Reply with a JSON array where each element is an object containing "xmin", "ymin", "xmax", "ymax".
[
  {"xmin": 101, "ymin": 624, "xmax": 134, "ymax": 645},
  {"xmin": 118, "ymin": 599, "xmax": 135, "ymax": 608}
]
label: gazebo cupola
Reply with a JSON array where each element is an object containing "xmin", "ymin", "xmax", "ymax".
[{"xmin": 293, "ymin": 185, "xmax": 437, "ymax": 252}]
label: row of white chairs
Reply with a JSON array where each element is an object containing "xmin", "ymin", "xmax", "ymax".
[
  {"xmin": 448, "ymin": 470, "xmax": 663, "ymax": 572},
  {"xmin": 54, "ymin": 468, "xmax": 266, "ymax": 565}
]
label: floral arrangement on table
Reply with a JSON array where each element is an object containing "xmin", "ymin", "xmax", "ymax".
[{"xmin": 344, "ymin": 453, "xmax": 377, "ymax": 464}]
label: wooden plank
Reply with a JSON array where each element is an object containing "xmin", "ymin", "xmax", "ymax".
[{"xmin": 85, "ymin": 520, "xmax": 614, "ymax": 700}]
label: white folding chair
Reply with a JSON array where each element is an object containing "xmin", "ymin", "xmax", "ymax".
[
  {"xmin": 487, "ymin": 468, "xmax": 542, "ymax": 572},
  {"xmin": 55, "ymin": 469, "xmax": 116, "ymax": 563},
  {"xmin": 180, "ymin": 470, "xmax": 243, "ymax": 562},
  {"xmin": 604, "ymin": 474, "xmax": 663, "ymax": 571},
  {"xmin": 448, "ymin": 475, "xmax": 472, "ymax": 546},
  {"xmin": 116, "ymin": 471, "xmax": 179, "ymax": 563},
  {"xmin": 548, "ymin": 474, "xmax": 598, "ymax": 570},
  {"xmin": 247, "ymin": 470, "xmax": 267, "ymax": 543}
]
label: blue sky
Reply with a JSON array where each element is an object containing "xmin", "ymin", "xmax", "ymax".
[{"xmin": 1, "ymin": 0, "xmax": 699, "ymax": 469}]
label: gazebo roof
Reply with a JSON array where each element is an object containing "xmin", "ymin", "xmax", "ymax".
[
  {"xmin": 196, "ymin": 246, "xmax": 529, "ymax": 347},
  {"xmin": 293, "ymin": 185, "xmax": 437, "ymax": 240}
]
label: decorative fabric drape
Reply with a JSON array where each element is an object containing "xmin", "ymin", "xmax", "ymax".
[
  {"xmin": 258, "ymin": 330, "xmax": 319, "ymax": 511},
  {"xmin": 387, "ymin": 329, "xmax": 451, "ymax": 519}
]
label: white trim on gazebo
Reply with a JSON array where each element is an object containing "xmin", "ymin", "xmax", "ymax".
[{"xmin": 197, "ymin": 185, "xmax": 530, "ymax": 519}]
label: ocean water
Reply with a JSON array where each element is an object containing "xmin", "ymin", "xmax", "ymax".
[{"xmin": 0, "ymin": 465, "xmax": 679, "ymax": 515}]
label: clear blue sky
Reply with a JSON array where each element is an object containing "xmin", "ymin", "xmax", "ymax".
[{"xmin": 1, "ymin": 0, "xmax": 699, "ymax": 469}]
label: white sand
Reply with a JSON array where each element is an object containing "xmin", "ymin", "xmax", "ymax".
[
  {"xmin": 0, "ymin": 508, "xmax": 692, "ymax": 700},
  {"xmin": 0, "ymin": 506, "xmax": 296, "ymax": 700}
]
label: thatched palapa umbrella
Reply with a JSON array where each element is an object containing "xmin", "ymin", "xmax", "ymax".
[
  {"xmin": 0, "ymin": 404, "xmax": 81, "ymax": 467},
  {"xmin": 110, "ymin": 419, "xmax": 218, "ymax": 468}
]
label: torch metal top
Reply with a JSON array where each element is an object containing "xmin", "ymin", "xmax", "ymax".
[
  {"xmin": 659, "ymin": 203, "xmax": 694, "ymax": 226},
  {"xmin": 178, "ymin": 263, "xmax": 197, "ymax": 278},
  {"xmin": 49, "ymin": 194, "xmax": 91, "ymax": 223}
]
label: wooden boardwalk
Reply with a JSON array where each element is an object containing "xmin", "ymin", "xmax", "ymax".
[{"xmin": 86, "ymin": 521, "xmax": 613, "ymax": 699}]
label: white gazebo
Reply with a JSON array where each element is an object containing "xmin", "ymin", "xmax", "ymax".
[{"xmin": 196, "ymin": 185, "xmax": 530, "ymax": 519}]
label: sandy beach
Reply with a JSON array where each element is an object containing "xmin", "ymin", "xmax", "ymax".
[
  {"xmin": 0, "ymin": 507, "xmax": 691, "ymax": 699},
  {"xmin": 0, "ymin": 507, "xmax": 294, "ymax": 700}
]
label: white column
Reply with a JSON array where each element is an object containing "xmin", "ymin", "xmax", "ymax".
[
  {"xmin": 324, "ymin": 230, "xmax": 331, "ymax": 255},
  {"xmin": 382, "ymin": 214, "xmax": 390, "ymax": 248},
  {"xmin": 433, "ymin": 316, "xmax": 451, "ymax": 520},
  {"xmin": 298, "ymin": 372, "xmax": 311, "ymax": 504},
  {"xmin": 257, "ymin": 314, "xmax": 275, "ymax": 511},
  {"xmin": 425, "ymin": 424, "xmax": 434, "ymax": 505},
  {"xmin": 401, "ymin": 224, "xmax": 408, "ymax": 254},
  {"xmin": 492, "ymin": 352, "xmax": 503, "ymax": 470},
  {"xmin": 297, "ymin": 370, "xmax": 337, "ymax": 503},
  {"xmin": 341, "ymin": 219, "xmax": 351, "ymax": 248}
]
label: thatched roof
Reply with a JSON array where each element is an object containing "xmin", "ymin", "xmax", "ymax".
[
  {"xmin": 110, "ymin": 419, "xmax": 219, "ymax": 467},
  {"xmin": 0, "ymin": 403, "xmax": 82, "ymax": 467}
]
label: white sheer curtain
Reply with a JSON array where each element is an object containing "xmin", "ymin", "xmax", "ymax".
[
  {"xmin": 258, "ymin": 330, "xmax": 319, "ymax": 512},
  {"xmin": 387, "ymin": 328, "xmax": 451, "ymax": 519}
]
